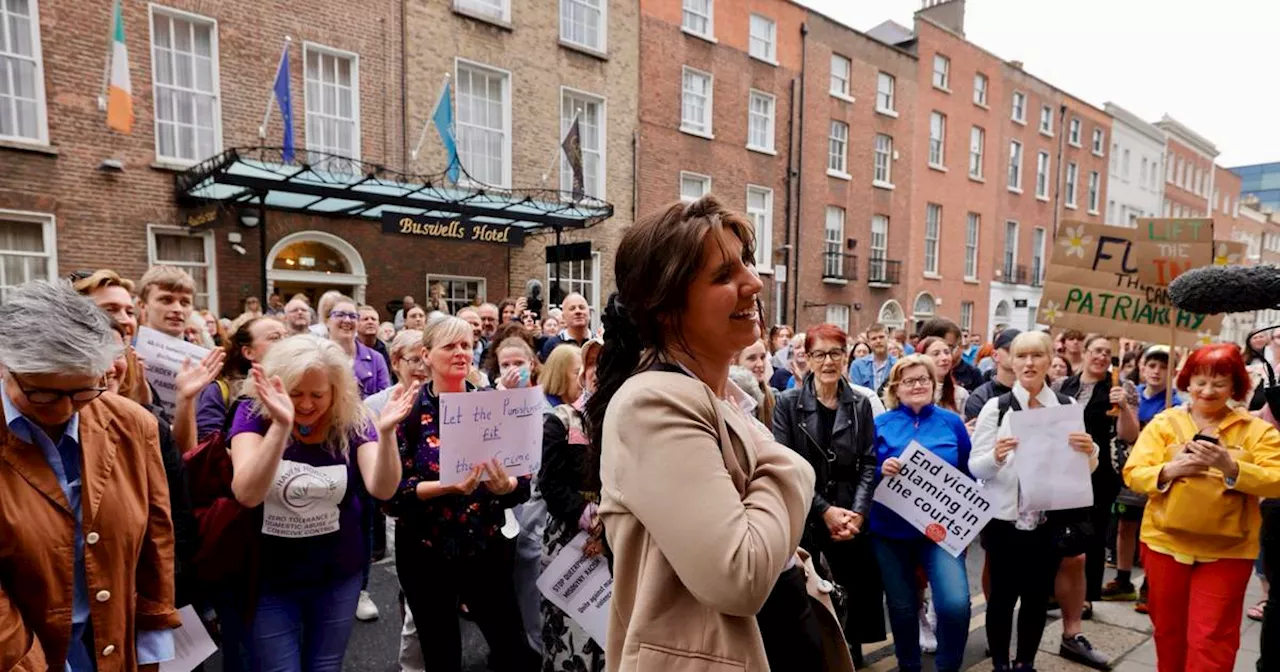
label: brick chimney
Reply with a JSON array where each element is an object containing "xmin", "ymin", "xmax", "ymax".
[{"xmin": 918, "ymin": 0, "xmax": 965, "ymax": 35}]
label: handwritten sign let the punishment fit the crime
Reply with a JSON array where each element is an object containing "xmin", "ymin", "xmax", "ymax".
[
  {"xmin": 1036, "ymin": 220, "xmax": 1243, "ymax": 347},
  {"xmin": 872, "ymin": 442, "xmax": 994, "ymax": 557},
  {"xmin": 437, "ymin": 386, "xmax": 544, "ymax": 486}
]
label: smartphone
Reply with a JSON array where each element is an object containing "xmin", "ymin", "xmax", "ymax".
[{"xmin": 1191, "ymin": 433, "xmax": 1219, "ymax": 444}]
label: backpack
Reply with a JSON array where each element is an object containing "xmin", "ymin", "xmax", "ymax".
[{"xmin": 995, "ymin": 389, "xmax": 1074, "ymax": 426}]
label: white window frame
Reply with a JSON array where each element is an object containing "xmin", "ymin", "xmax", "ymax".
[
  {"xmin": 924, "ymin": 203, "xmax": 941, "ymax": 276},
  {"xmin": 1068, "ymin": 117, "xmax": 1082, "ymax": 147},
  {"xmin": 1007, "ymin": 139, "xmax": 1023, "ymax": 192},
  {"xmin": 149, "ymin": 4, "xmax": 223, "ymax": 166},
  {"xmin": 1092, "ymin": 128, "xmax": 1104, "ymax": 156},
  {"xmin": 826, "ymin": 304, "xmax": 850, "ymax": 332},
  {"xmin": 870, "ymin": 215, "xmax": 889, "ymax": 266},
  {"xmin": 559, "ymin": 0, "xmax": 606, "ymax": 53},
  {"xmin": 0, "ymin": 209, "xmax": 57, "ymax": 298},
  {"xmin": 875, "ymin": 72, "xmax": 896, "ymax": 115},
  {"xmin": 1122, "ymin": 148, "xmax": 1130, "ymax": 180},
  {"xmin": 746, "ymin": 185, "xmax": 773, "ymax": 272},
  {"xmin": 302, "ymin": 42, "xmax": 361, "ymax": 161},
  {"xmin": 746, "ymin": 89, "xmax": 775, "ymax": 154},
  {"xmin": 546, "ymin": 251, "xmax": 602, "ymax": 321},
  {"xmin": 1039, "ymin": 105, "xmax": 1053, "ymax": 136},
  {"xmin": 680, "ymin": 65, "xmax": 713, "ymax": 138},
  {"xmin": 455, "ymin": 57, "xmax": 512, "ymax": 188},
  {"xmin": 1032, "ymin": 227, "xmax": 1045, "ymax": 285},
  {"xmin": 1003, "ymin": 220, "xmax": 1019, "ymax": 279},
  {"xmin": 1011, "ymin": 91, "xmax": 1026, "ymax": 124},
  {"xmin": 1140, "ymin": 157, "xmax": 1148, "ymax": 188},
  {"xmin": 681, "ymin": 0, "xmax": 714, "ymax": 39},
  {"xmin": 454, "ymin": 0, "xmax": 510, "ymax": 24},
  {"xmin": 147, "ymin": 224, "xmax": 217, "ymax": 310},
  {"xmin": 824, "ymin": 206, "xmax": 845, "ymax": 279},
  {"xmin": 679, "ymin": 170, "xmax": 710, "ymax": 202},
  {"xmin": 561, "ymin": 87, "xmax": 607, "ymax": 199},
  {"xmin": 960, "ymin": 301, "xmax": 973, "ymax": 331},
  {"xmin": 932, "ymin": 54, "xmax": 950, "ymax": 90},
  {"xmin": 1065, "ymin": 161, "xmax": 1078, "ymax": 209},
  {"xmin": 0, "ymin": 0, "xmax": 49, "ymax": 144},
  {"xmin": 968, "ymin": 126, "xmax": 984, "ymax": 179},
  {"xmin": 873, "ymin": 134, "xmax": 893, "ymax": 188},
  {"xmin": 748, "ymin": 14, "xmax": 776, "ymax": 64},
  {"xmin": 1088, "ymin": 170, "xmax": 1100, "ymax": 214},
  {"xmin": 830, "ymin": 55, "xmax": 852, "ymax": 100},
  {"xmin": 827, "ymin": 120, "xmax": 849, "ymax": 177},
  {"xmin": 928, "ymin": 111, "xmax": 946, "ymax": 168},
  {"xmin": 427, "ymin": 273, "xmax": 487, "ymax": 315},
  {"xmin": 973, "ymin": 72, "xmax": 988, "ymax": 107},
  {"xmin": 964, "ymin": 213, "xmax": 979, "ymax": 280},
  {"xmin": 1035, "ymin": 151, "xmax": 1050, "ymax": 200}
]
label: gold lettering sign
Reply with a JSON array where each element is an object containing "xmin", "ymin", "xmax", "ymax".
[{"xmin": 381, "ymin": 213, "xmax": 524, "ymax": 247}]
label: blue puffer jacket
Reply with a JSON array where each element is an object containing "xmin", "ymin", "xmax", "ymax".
[{"xmin": 869, "ymin": 403, "xmax": 972, "ymax": 540}]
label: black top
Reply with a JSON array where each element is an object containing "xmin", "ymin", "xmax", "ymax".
[
  {"xmin": 964, "ymin": 378, "xmax": 1013, "ymax": 421},
  {"xmin": 952, "ymin": 359, "xmax": 986, "ymax": 392},
  {"xmin": 815, "ymin": 402, "xmax": 837, "ymax": 455}
]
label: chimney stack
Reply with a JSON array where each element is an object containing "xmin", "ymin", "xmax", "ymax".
[
  {"xmin": 917, "ymin": 0, "xmax": 966, "ymax": 35},
  {"xmin": 1008, "ymin": 60, "xmax": 1024, "ymax": 70}
]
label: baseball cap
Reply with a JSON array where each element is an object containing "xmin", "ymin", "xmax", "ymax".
[{"xmin": 994, "ymin": 329, "xmax": 1021, "ymax": 350}]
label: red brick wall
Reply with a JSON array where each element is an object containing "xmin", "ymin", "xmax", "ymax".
[{"xmin": 1164, "ymin": 137, "xmax": 1213, "ymax": 216}]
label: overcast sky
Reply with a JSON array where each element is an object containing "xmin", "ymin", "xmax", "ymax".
[{"xmin": 799, "ymin": 0, "xmax": 1277, "ymax": 167}]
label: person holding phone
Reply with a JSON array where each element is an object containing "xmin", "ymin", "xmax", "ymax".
[{"xmin": 1124, "ymin": 344, "xmax": 1280, "ymax": 672}]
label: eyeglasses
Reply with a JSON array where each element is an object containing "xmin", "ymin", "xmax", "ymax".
[
  {"xmin": 329, "ymin": 310, "xmax": 359, "ymax": 321},
  {"xmin": 401, "ymin": 356, "xmax": 427, "ymax": 368},
  {"xmin": 808, "ymin": 350, "xmax": 845, "ymax": 362},
  {"xmin": 897, "ymin": 376, "xmax": 934, "ymax": 389},
  {"xmin": 12, "ymin": 374, "xmax": 108, "ymax": 405}
]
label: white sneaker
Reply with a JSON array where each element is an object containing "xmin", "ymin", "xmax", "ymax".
[
  {"xmin": 918, "ymin": 598, "xmax": 938, "ymax": 654},
  {"xmin": 356, "ymin": 590, "xmax": 380, "ymax": 621}
]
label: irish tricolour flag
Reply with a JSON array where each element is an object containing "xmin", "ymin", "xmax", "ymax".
[{"xmin": 106, "ymin": 0, "xmax": 133, "ymax": 133}]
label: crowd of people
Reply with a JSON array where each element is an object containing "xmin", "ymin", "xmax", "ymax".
[{"xmin": 0, "ymin": 193, "xmax": 1278, "ymax": 672}]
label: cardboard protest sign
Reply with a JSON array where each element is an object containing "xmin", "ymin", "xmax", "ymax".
[
  {"xmin": 1036, "ymin": 221, "xmax": 1235, "ymax": 347},
  {"xmin": 536, "ymin": 531, "xmax": 612, "ymax": 647},
  {"xmin": 438, "ymin": 386, "xmax": 544, "ymax": 486},
  {"xmin": 871, "ymin": 442, "xmax": 993, "ymax": 557},
  {"xmin": 134, "ymin": 326, "xmax": 211, "ymax": 424}
]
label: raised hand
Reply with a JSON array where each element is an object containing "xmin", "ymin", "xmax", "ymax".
[
  {"xmin": 481, "ymin": 458, "xmax": 517, "ymax": 495},
  {"xmin": 379, "ymin": 382, "xmax": 421, "ymax": 433},
  {"xmin": 176, "ymin": 349, "xmax": 226, "ymax": 401},
  {"xmin": 251, "ymin": 365, "xmax": 294, "ymax": 428},
  {"xmin": 882, "ymin": 457, "xmax": 903, "ymax": 477},
  {"xmin": 451, "ymin": 465, "xmax": 484, "ymax": 496}
]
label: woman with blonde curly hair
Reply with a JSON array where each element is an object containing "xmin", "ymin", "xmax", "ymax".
[{"xmin": 228, "ymin": 335, "xmax": 416, "ymax": 671}]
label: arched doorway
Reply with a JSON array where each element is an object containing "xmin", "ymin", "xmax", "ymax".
[
  {"xmin": 993, "ymin": 300, "xmax": 1011, "ymax": 332},
  {"xmin": 266, "ymin": 231, "xmax": 368, "ymax": 305},
  {"xmin": 912, "ymin": 292, "xmax": 936, "ymax": 332},
  {"xmin": 878, "ymin": 300, "xmax": 905, "ymax": 330}
]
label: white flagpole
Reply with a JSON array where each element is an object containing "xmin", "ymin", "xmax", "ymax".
[
  {"xmin": 258, "ymin": 37, "xmax": 291, "ymax": 140},
  {"xmin": 541, "ymin": 109, "xmax": 580, "ymax": 185},
  {"xmin": 411, "ymin": 73, "xmax": 451, "ymax": 162}
]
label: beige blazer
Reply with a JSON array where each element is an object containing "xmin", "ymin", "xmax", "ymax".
[{"xmin": 600, "ymin": 370, "xmax": 837, "ymax": 671}]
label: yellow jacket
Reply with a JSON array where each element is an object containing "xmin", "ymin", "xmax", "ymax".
[{"xmin": 1124, "ymin": 406, "xmax": 1280, "ymax": 561}]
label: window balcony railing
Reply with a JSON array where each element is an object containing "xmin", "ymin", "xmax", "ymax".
[
  {"xmin": 1002, "ymin": 262, "xmax": 1029, "ymax": 285},
  {"xmin": 823, "ymin": 252, "xmax": 857, "ymax": 282},
  {"xmin": 868, "ymin": 257, "xmax": 901, "ymax": 286}
]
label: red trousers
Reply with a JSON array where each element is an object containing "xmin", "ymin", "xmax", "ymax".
[{"xmin": 1142, "ymin": 544, "xmax": 1253, "ymax": 672}]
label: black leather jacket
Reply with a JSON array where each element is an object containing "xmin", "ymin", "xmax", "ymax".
[{"xmin": 772, "ymin": 376, "xmax": 877, "ymax": 548}]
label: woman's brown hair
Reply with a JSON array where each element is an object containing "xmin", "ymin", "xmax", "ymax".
[
  {"xmin": 916, "ymin": 336, "xmax": 961, "ymax": 412},
  {"xmin": 586, "ymin": 194, "xmax": 755, "ymax": 448}
]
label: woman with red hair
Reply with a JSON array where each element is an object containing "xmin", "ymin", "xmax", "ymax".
[{"xmin": 1123, "ymin": 343, "xmax": 1280, "ymax": 671}]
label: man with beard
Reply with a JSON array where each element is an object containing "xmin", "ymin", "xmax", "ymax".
[{"xmin": 283, "ymin": 297, "xmax": 313, "ymax": 336}]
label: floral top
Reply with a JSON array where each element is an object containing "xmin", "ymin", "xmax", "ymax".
[{"xmin": 386, "ymin": 380, "xmax": 531, "ymax": 559}]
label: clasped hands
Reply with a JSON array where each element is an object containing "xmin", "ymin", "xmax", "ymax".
[
  {"xmin": 1163, "ymin": 439, "xmax": 1239, "ymax": 482},
  {"xmin": 822, "ymin": 506, "xmax": 863, "ymax": 542}
]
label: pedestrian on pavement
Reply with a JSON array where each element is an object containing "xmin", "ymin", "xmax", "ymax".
[
  {"xmin": 1123, "ymin": 343, "xmax": 1280, "ymax": 672},
  {"xmin": 0, "ymin": 281, "xmax": 181, "ymax": 670},
  {"xmin": 387, "ymin": 316, "xmax": 538, "ymax": 672},
  {"xmin": 228, "ymin": 335, "xmax": 413, "ymax": 672},
  {"xmin": 772, "ymin": 322, "xmax": 886, "ymax": 667},
  {"xmin": 871, "ymin": 355, "xmax": 973, "ymax": 672},
  {"xmin": 971, "ymin": 331, "xmax": 1099, "ymax": 672},
  {"xmin": 587, "ymin": 195, "xmax": 845, "ymax": 672}
]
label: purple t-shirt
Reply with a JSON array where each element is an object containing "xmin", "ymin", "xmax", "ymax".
[
  {"xmin": 228, "ymin": 403, "xmax": 377, "ymax": 588},
  {"xmin": 195, "ymin": 380, "xmax": 229, "ymax": 440}
]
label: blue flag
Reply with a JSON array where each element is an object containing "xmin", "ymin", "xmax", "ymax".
[
  {"xmin": 433, "ymin": 79, "xmax": 459, "ymax": 183},
  {"xmin": 272, "ymin": 45, "xmax": 295, "ymax": 163}
]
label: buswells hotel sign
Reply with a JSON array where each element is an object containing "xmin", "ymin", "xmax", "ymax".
[{"xmin": 381, "ymin": 212, "xmax": 524, "ymax": 246}]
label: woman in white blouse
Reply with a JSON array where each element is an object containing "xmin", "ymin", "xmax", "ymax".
[{"xmin": 970, "ymin": 331, "xmax": 1099, "ymax": 672}]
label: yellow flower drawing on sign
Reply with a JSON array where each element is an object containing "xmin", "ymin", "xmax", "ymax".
[
  {"xmin": 1041, "ymin": 301, "xmax": 1061, "ymax": 323},
  {"xmin": 1197, "ymin": 331, "xmax": 1214, "ymax": 346},
  {"xmin": 1212, "ymin": 243, "xmax": 1241, "ymax": 266},
  {"xmin": 1060, "ymin": 225, "xmax": 1093, "ymax": 259}
]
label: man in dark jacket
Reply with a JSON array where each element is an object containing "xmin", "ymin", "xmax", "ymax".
[
  {"xmin": 964, "ymin": 329, "xmax": 1020, "ymax": 421},
  {"xmin": 918, "ymin": 318, "xmax": 985, "ymax": 391}
]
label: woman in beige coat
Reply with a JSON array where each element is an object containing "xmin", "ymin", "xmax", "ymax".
[{"xmin": 586, "ymin": 195, "xmax": 851, "ymax": 671}]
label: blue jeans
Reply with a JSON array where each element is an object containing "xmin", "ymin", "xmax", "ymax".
[
  {"xmin": 872, "ymin": 535, "xmax": 971, "ymax": 672},
  {"xmin": 248, "ymin": 572, "xmax": 363, "ymax": 672}
]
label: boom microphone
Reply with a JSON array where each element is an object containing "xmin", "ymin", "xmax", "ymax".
[{"xmin": 1167, "ymin": 264, "xmax": 1280, "ymax": 315}]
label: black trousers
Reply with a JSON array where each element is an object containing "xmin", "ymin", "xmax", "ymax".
[
  {"xmin": 984, "ymin": 520, "xmax": 1062, "ymax": 666},
  {"xmin": 1261, "ymin": 501, "xmax": 1279, "ymax": 672},
  {"xmin": 757, "ymin": 564, "xmax": 825, "ymax": 671},
  {"xmin": 824, "ymin": 534, "xmax": 887, "ymax": 644},
  {"xmin": 1086, "ymin": 471, "xmax": 1121, "ymax": 602},
  {"xmin": 394, "ymin": 526, "xmax": 539, "ymax": 672}
]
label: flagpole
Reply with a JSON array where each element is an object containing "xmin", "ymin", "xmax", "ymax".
[
  {"xmin": 541, "ymin": 110, "xmax": 580, "ymax": 185},
  {"xmin": 97, "ymin": 0, "xmax": 122, "ymax": 111},
  {"xmin": 411, "ymin": 73, "xmax": 451, "ymax": 162},
  {"xmin": 259, "ymin": 37, "xmax": 291, "ymax": 139}
]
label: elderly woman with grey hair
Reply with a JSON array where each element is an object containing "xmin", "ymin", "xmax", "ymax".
[{"xmin": 0, "ymin": 281, "xmax": 180, "ymax": 670}]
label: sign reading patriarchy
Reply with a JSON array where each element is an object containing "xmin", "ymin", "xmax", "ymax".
[
  {"xmin": 381, "ymin": 212, "xmax": 525, "ymax": 246},
  {"xmin": 1037, "ymin": 219, "xmax": 1244, "ymax": 347}
]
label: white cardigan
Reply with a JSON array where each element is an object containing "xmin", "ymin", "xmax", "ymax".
[{"xmin": 969, "ymin": 381, "xmax": 1100, "ymax": 521}]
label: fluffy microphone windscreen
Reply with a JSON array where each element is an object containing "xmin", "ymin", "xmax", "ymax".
[{"xmin": 1167, "ymin": 264, "xmax": 1280, "ymax": 314}]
